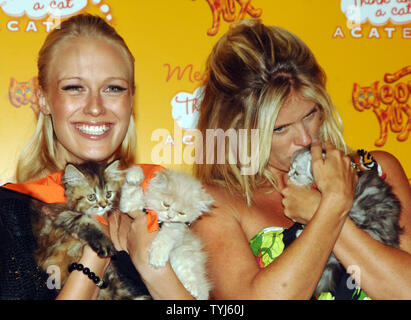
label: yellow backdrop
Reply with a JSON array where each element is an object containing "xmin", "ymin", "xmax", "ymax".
[{"xmin": 0, "ymin": 0, "xmax": 410, "ymax": 184}]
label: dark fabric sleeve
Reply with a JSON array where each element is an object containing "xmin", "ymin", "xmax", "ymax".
[
  {"xmin": 0, "ymin": 187, "xmax": 57, "ymax": 300},
  {"xmin": 111, "ymin": 251, "xmax": 151, "ymax": 297}
]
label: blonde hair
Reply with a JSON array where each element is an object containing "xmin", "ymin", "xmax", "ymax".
[
  {"xmin": 15, "ymin": 14, "xmax": 136, "ymax": 182},
  {"xmin": 194, "ymin": 19, "xmax": 347, "ymax": 204}
]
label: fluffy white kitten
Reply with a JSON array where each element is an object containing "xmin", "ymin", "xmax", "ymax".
[{"xmin": 120, "ymin": 167, "xmax": 214, "ymax": 300}]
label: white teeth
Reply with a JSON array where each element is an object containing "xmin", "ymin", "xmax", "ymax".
[{"xmin": 76, "ymin": 124, "xmax": 110, "ymax": 135}]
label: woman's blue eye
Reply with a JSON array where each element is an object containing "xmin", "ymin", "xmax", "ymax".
[
  {"xmin": 304, "ymin": 107, "xmax": 318, "ymax": 119},
  {"xmin": 62, "ymin": 85, "xmax": 83, "ymax": 91},
  {"xmin": 273, "ymin": 126, "xmax": 286, "ymax": 133},
  {"xmin": 107, "ymin": 85, "xmax": 126, "ymax": 92}
]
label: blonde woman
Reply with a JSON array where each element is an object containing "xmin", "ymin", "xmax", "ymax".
[
  {"xmin": 0, "ymin": 14, "xmax": 192, "ymax": 300},
  {"xmin": 193, "ymin": 19, "xmax": 411, "ymax": 299}
]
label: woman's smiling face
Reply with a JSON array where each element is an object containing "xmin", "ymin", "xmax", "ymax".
[{"xmin": 40, "ymin": 37, "xmax": 134, "ymax": 164}]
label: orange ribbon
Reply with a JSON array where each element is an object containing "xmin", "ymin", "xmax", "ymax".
[{"xmin": 3, "ymin": 163, "xmax": 165, "ymax": 230}]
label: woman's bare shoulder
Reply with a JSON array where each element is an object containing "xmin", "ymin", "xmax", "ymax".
[
  {"xmin": 370, "ymin": 150, "xmax": 409, "ymax": 185},
  {"xmin": 202, "ymin": 184, "xmax": 245, "ymax": 218},
  {"xmin": 193, "ymin": 183, "xmax": 248, "ymax": 235},
  {"xmin": 370, "ymin": 150, "xmax": 411, "ymax": 252}
]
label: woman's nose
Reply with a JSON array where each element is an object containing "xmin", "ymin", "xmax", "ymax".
[
  {"xmin": 83, "ymin": 93, "xmax": 105, "ymax": 116},
  {"xmin": 294, "ymin": 123, "xmax": 312, "ymax": 147}
]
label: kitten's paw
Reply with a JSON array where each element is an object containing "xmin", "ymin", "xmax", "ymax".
[
  {"xmin": 149, "ymin": 248, "xmax": 169, "ymax": 268},
  {"xmin": 120, "ymin": 166, "xmax": 146, "ymax": 213},
  {"xmin": 125, "ymin": 166, "xmax": 145, "ymax": 186},
  {"xmin": 89, "ymin": 235, "xmax": 117, "ymax": 257}
]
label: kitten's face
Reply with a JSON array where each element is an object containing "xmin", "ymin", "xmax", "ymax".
[
  {"xmin": 154, "ymin": 198, "xmax": 194, "ymax": 223},
  {"xmin": 288, "ymin": 148, "xmax": 314, "ymax": 186},
  {"xmin": 146, "ymin": 170, "xmax": 214, "ymax": 224},
  {"xmin": 63, "ymin": 160, "xmax": 124, "ymax": 216}
]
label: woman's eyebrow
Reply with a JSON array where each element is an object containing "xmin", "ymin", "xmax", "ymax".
[
  {"xmin": 58, "ymin": 76, "xmax": 129, "ymax": 84},
  {"xmin": 58, "ymin": 77, "xmax": 82, "ymax": 84},
  {"xmin": 274, "ymin": 106, "xmax": 318, "ymax": 130}
]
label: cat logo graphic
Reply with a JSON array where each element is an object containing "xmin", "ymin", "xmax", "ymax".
[
  {"xmin": 352, "ymin": 66, "xmax": 411, "ymax": 147},
  {"xmin": 335, "ymin": 0, "xmax": 411, "ymax": 39},
  {"xmin": 0, "ymin": 0, "xmax": 113, "ymax": 32},
  {"xmin": 205, "ymin": 0, "xmax": 263, "ymax": 36},
  {"xmin": 9, "ymin": 77, "xmax": 40, "ymax": 118}
]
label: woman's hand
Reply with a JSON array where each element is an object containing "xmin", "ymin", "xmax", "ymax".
[
  {"xmin": 280, "ymin": 142, "xmax": 357, "ymax": 224},
  {"xmin": 107, "ymin": 209, "xmax": 155, "ymax": 270},
  {"xmin": 280, "ymin": 180, "xmax": 321, "ymax": 224},
  {"xmin": 311, "ymin": 141, "xmax": 358, "ymax": 214},
  {"xmin": 107, "ymin": 210, "xmax": 194, "ymax": 299}
]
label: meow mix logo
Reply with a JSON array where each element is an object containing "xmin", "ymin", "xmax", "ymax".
[
  {"xmin": 204, "ymin": 0, "xmax": 263, "ymax": 36},
  {"xmin": 161, "ymin": 62, "xmax": 204, "ymax": 152},
  {"xmin": 352, "ymin": 66, "xmax": 411, "ymax": 146},
  {"xmin": 171, "ymin": 86, "xmax": 203, "ymax": 130},
  {"xmin": 164, "ymin": 62, "xmax": 206, "ymax": 130},
  {"xmin": 333, "ymin": 0, "xmax": 411, "ymax": 39},
  {"xmin": 0, "ymin": 0, "xmax": 113, "ymax": 32}
]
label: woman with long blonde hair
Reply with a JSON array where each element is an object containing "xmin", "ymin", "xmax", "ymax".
[
  {"xmin": 1, "ymin": 14, "xmax": 192, "ymax": 300},
  {"xmin": 193, "ymin": 19, "xmax": 411, "ymax": 299}
]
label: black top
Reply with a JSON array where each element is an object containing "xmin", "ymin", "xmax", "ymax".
[{"xmin": 0, "ymin": 187, "xmax": 149, "ymax": 300}]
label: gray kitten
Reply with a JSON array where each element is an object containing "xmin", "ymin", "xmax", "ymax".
[{"xmin": 288, "ymin": 147, "xmax": 402, "ymax": 295}]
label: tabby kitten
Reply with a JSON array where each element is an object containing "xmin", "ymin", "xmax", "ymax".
[
  {"xmin": 31, "ymin": 160, "xmax": 146, "ymax": 299},
  {"xmin": 288, "ymin": 147, "xmax": 403, "ymax": 295}
]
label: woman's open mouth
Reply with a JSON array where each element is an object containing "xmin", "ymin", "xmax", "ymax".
[{"xmin": 73, "ymin": 122, "xmax": 113, "ymax": 140}]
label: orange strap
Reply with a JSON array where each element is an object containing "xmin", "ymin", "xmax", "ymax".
[
  {"xmin": 4, "ymin": 171, "xmax": 66, "ymax": 203},
  {"xmin": 3, "ymin": 164, "xmax": 165, "ymax": 230},
  {"xmin": 139, "ymin": 164, "xmax": 165, "ymax": 232}
]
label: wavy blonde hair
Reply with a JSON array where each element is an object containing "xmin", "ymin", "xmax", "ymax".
[
  {"xmin": 15, "ymin": 14, "xmax": 136, "ymax": 182},
  {"xmin": 194, "ymin": 19, "xmax": 347, "ymax": 204}
]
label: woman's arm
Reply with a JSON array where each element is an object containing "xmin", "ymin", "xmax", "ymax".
[
  {"xmin": 193, "ymin": 194, "xmax": 350, "ymax": 299},
  {"xmin": 332, "ymin": 150, "xmax": 411, "ymax": 299},
  {"xmin": 108, "ymin": 210, "xmax": 194, "ymax": 300},
  {"xmin": 56, "ymin": 245, "xmax": 110, "ymax": 300},
  {"xmin": 193, "ymin": 142, "xmax": 357, "ymax": 299}
]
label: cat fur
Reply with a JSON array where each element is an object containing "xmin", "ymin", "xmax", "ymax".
[
  {"xmin": 120, "ymin": 167, "xmax": 214, "ymax": 300},
  {"xmin": 288, "ymin": 147, "xmax": 402, "ymax": 295}
]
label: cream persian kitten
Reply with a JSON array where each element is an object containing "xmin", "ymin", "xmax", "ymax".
[{"xmin": 120, "ymin": 167, "xmax": 214, "ymax": 300}]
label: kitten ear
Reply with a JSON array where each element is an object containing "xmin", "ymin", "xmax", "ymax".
[
  {"xmin": 63, "ymin": 164, "xmax": 87, "ymax": 186},
  {"xmin": 9, "ymin": 78, "xmax": 16, "ymax": 88},
  {"xmin": 197, "ymin": 190, "xmax": 214, "ymax": 213},
  {"xmin": 151, "ymin": 170, "xmax": 169, "ymax": 190},
  {"xmin": 105, "ymin": 159, "xmax": 124, "ymax": 182}
]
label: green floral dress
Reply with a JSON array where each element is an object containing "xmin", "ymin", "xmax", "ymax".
[
  {"xmin": 249, "ymin": 224, "xmax": 370, "ymax": 300},
  {"xmin": 249, "ymin": 150, "xmax": 383, "ymax": 300}
]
